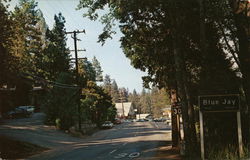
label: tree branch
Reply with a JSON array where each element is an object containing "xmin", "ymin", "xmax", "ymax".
[{"xmin": 218, "ymin": 22, "xmax": 241, "ymax": 68}]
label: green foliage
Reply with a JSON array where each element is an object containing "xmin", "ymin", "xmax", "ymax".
[
  {"xmin": 11, "ymin": 0, "xmax": 43, "ymax": 74},
  {"xmin": 103, "ymin": 74, "xmax": 112, "ymax": 93},
  {"xmin": 78, "ymin": 58, "xmax": 96, "ymax": 85},
  {"xmin": 0, "ymin": 1, "xmax": 15, "ymax": 86},
  {"xmin": 43, "ymin": 72, "xmax": 77, "ymax": 130},
  {"xmin": 82, "ymin": 81, "xmax": 116, "ymax": 126},
  {"xmin": 92, "ymin": 56, "xmax": 103, "ymax": 82},
  {"xmin": 128, "ymin": 89, "xmax": 140, "ymax": 112},
  {"xmin": 106, "ymin": 105, "xmax": 117, "ymax": 121},
  {"xmin": 3, "ymin": 0, "xmax": 44, "ymax": 106},
  {"xmin": 0, "ymin": 1, "xmax": 115, "ymax": 132},
  {"xmin": 36, "ymin": 13, "xmax": 70, "ymax": 81},
  {"xmin": 128, "ymin": 88, "xmax": 170, "ymax": 117},
  {"xmin": 78, "ymin": 0, "xmax": 240, "ymax": 93},
  {"xmin": 111, "ymin": 80, "xmax": 119, "ymax": 103},
  {"xmin": 78, "ymin": 3, "xmax": 243, "ymax": 151}
]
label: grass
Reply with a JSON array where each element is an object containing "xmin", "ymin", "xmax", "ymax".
[
  {"xmin": 207, "ymin": 144, "xmax": 250, "ymax": 160},
  {"xmin": 0, "ymin": 135, "xmax": 48, "ymax": 159}
]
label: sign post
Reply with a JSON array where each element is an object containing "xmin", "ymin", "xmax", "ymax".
[
  {"xmin": 199, "ymin": 110, "xmax": 205, "ymax": 160},
  {"xmin": 237, "ymin": 111, "xmax": 243, "ymax": 157},
  {"xmin": 198, "ymin": 94, "xmax": 242, "ymax": 160}
]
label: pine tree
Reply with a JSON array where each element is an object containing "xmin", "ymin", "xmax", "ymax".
[
  {"xmin": 111, "ymin": 80, "xmax": 119, "ymax": 103},
  {"xmin": 92, "ymin": 56, "xmax": 103, "ymax": 82},
  {"xmin": 103, "ymin": 74, "xmax": 112, "ymax": 94},
  {"xmin": 9, "ymin": 0, "xmax": 44, "ymax": 106},
  {"xmin": 128, "ymin": 89, "xmax": 141, "ymax": 113},
  {"xmin": 0, "ymin": 1, "xmax": 15, "ymax": 86},
  {"xmin": 11, "ymin": 0, "xmax": 43, "ymax": 74},
  {"xmin": 42, "ymin": 13, "xmax": 70, "ymax": 80},
  {"xmin": 78, "ymin": 58, "xmax": 96, "ymax": 86},
  {"xmin": 33, "ymin": 9, "xmax": 48, "ymax": 78},
  {"xmin": 119, "ymin": 87, "xmax": 128, "ymax": 102}
]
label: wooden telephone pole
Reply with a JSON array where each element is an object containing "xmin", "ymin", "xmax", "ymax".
[{"xmin": 66, "ymin": 30, "xmax": 85, "ymax": 130}]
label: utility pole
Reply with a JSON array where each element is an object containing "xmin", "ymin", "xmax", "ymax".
[
  {"xmin": 119, "ymin": 90, "xmax": 125, "ymax": 118},
  {"xmin": 66, "ymin": 30, "xmax": 85, "ymax": 130}
]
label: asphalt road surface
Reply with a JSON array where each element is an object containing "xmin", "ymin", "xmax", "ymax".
[{"xmin": 0, "ymin": 114, "xmax": 171, "ymax": 160}]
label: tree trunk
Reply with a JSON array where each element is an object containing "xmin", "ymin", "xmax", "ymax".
[
  {"xmin": 231, "ymin": 0, "xmax": 250, "ymax": 145},
  {"xmin": 184, "ymin": 84, "xmax": 197, "ymax": 150},
  {"xmin": 172, "ymin": 30, "xmax": 192, "ymax": 155},
  {"xmin": 170, "ymin": 89, "xmax": 181, "ymax": 147},
  {"xmin": 169, "ymin": 1, "xmax": 197, "ymax": 155},
  {"xmin": 234, "ymin": 2, "xmax": 250, "ymax": 106}
]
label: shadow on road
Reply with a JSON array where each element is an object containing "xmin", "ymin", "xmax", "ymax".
[{"xmin": 0, "ymin": 114, "xmax": 175, "ymax": 160}]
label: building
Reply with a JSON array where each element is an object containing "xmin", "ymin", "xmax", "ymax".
[
  {"xmin": 136, "ymin": 113, "xmax": 150, "ymax": 120},
  {"xmin": 162, "ymin": 105, "xmax": 171, "ymax": 118},
  {"xmin": 115, "ymin": 102, "xmax": 135, "ymax": 118},
  {"xmin": 0, "ymin": 86, "xmax": 44, "ymax": 113}
]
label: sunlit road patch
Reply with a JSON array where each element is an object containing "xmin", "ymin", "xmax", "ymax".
[
  {"xmin": 113, "ymin": 152, "xmax": 140, "ymax": 159},
  {"xmin": 128, "ymin": 152, "xmax": 140, "ymax": 158},
  {"xmin": 114, "ymin": 153, "xmax": 128, "ymax": 159}
]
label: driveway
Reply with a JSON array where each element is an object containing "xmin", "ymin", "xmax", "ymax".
[{"xmin": 0, "ymin": 113, "xmax": 81, "ymax": 148}]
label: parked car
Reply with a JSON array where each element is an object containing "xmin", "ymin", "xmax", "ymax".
[
  {"xmin": 114, "ymin": 118, "xmax": 121, "ymax": 124},
  {"xmin": 101, "ymin": 121, "xmax": 114, "ymax": 129},
  {"xmin": 136, "ymin": 119, "xmax": 145, "ymax": 122},
  {"xmin": 124, "ymin": 119, "xmax": 132, "ymax": 123},
  {"xmin": 17, "ymin": 106, "xmax": 35, "ymax": 114},
  {"xmin": 166, "ymin": 118, "xmax": 171, "ymax": 125},
  {"xmin": 4, "ymin": 108, "xmax": 31, "ymax": 119},
  {"xmin": 153, "ymin": 118, "xmax": 161, "ymax": 122}
]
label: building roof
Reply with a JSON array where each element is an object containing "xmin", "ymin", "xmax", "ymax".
[
  {"xmin": 161, "ymin": 105, "xmax": 171, "ymax": 111},
  {"xmin": 115, "ymin": 102, "xmax": 133, "ymax": 117}
]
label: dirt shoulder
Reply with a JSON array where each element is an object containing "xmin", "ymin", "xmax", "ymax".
[
  {"xmin": 0, "ymin": 135, "xmax": 48, "ymax": 159},
  {"xmin": 0, "ymin": 113, "xmax": 82, "ymax": 148}
]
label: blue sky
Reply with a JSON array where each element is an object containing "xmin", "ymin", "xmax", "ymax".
[{"xmin": 7, "ymin": 0, "xmax": 147, "ymax": 93}]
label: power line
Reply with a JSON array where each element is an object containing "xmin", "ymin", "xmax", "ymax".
[
  {"xmin": 20, "ymin": 73, "xmax": 80, "ymax": 89},
  {"xmin": 66, "ymin": 29, "xmax": 86, "ymax": 130}
]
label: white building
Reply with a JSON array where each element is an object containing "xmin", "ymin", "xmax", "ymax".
[
  {"xmin": 115, "ymin": 102, "xmax": 135, "ymax": 118},
  {"xmin": 136, "ymin": 114, "xmax": 150, "ymax": 120}
]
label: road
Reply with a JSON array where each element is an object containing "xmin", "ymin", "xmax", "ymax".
[{"xmin": 0, "ymin": 114, "xmax": 172, "ymax": 160}]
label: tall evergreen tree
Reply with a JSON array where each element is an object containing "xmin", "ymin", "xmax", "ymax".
[
  {"xmin": 78, "ymin": 58, "xmax": 96, "ymax": 86},
  {"xmin": 150, "ymin": 88, "xmax": 170, "ymax": 117},
  {"xmin": 103, "ymin": 74, "xmax": 112, "ymax": 94},
  {"xmin": 92, "ymin": 56, "xmax": 103, "ymax": 82},
  {"xmin": 41, "ymin": 13, "xmax": 70, "ymax": 80},
  {"xmin": 9, "ymin": 0, "xmax": 43, "ymax": 106},
  {"xmin": 0, "ymin": 1, "xmax": 15, "ymax": 86},
  {"xmin": 111, "ymin": 80, "xmax": 119, "ymax": 103},
  {"xmin": 11, "ymin": 0, "xmax": 43, "ymax": 74},
  {"xmin": 119, "ymin": 87, "xmax": 128, "ymax": 102},
  {"xmin": 128, "ymin": 89, "xmax": 141, "ymax": 114}
]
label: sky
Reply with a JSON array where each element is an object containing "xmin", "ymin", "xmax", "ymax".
[{"xmin": 7, "ymin": 0, "xmax": 147, "ymax": 93}]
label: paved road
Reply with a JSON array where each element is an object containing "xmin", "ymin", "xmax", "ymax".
[{"xmin": 0, "ymin": 114, "xmax": 172, "ymax": 160}]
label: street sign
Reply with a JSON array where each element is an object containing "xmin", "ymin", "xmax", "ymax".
[
  {"xmin": 198, "ymin": 94, "xmax": 242, "ymax": 160},
  {"xmin": 199, "ymin": 95, "xmax": 239, "ymax": 112},
  {"xmin": 173, "ymin": 108, "xmax": 181, "ymax": 115},
  {"xmin": 172, "ymin": 102, "xmax": 181, "ymax": 115}
]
